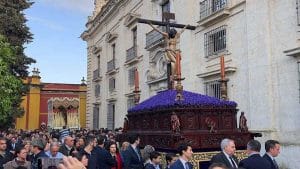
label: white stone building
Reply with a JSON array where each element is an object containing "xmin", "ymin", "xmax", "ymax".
[{"xmin": 81, "ymin": 0, "xmax": 300, "ymax": 168}]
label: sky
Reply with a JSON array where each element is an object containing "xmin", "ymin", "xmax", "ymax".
[{"xmin": 24, "ymin": 0, "xmax": 94, "ymax": 84}]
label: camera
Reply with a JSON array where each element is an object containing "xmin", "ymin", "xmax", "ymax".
[{"xmin": 37, "ymin": 158, "xmax": 63, "ymax": 169}]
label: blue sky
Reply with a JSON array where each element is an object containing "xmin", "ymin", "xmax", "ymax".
[{"xmin": 24, "ymin": 0, "xmax": 93, "ymax": 84}]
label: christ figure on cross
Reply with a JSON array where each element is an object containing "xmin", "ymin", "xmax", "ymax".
[{"xmin": 148, "ymin": 22, "xmax": 189, "ymax": 79}]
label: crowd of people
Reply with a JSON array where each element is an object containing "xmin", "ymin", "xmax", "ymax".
[{"xmin": 0, "ymin": 128, "xmax": 280, "ymax": 169}]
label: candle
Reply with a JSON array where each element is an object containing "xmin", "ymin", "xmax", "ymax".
[
  {"xmin": 220, "ymin": 55, "xmax": 225, "ymax": 80},
  {"xmin": 134, "ymin": 68, "xmax": 139, "ymax": 91},
  {"xmin": 176, "ymin": 52, "xmax": 181, "ymax": 78}
]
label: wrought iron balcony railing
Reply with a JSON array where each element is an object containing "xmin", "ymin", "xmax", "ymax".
[
  {"xmin": 107, "ymin": 59, "xmax": 115, "ymax": 72},
  {"xmin": 200, "ymin": 0, "xmax": 227, "ymax": 20},
  {"xmin": 126, "ymin": 46, "xmax": 137, "ymax": 62},
  {"xmin": 145, "ymin": 26, "xmax": 166, "ymax": 49},
  {"xmin": 93, "ymin": 69, "xmax": 100, "ymax": 81}
]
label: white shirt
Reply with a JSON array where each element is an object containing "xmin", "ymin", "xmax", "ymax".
[
  {"xmin": 223, "ymin": 151, "xmax": 238, "ymax": 168},
  {"xmin": 179, "ymin": 157, "xmax": 189, "ymax": 169}
]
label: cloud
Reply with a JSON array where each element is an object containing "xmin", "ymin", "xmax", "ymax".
[
  {"xmin": 26, "ymin": 15, "xmax": 66, "ymax": 31},
  {"xmin": 41, "ymin": 0, "xmax": 94, "ymax": 16}
]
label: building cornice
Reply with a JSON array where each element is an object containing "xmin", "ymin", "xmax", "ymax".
[
  {"xmin": 82, "ymin": 0, "xmax": 127, "ymax": 41},
  {"xmin": 82, "ymin": 0, "xmax": 143, "ymax": 41}
]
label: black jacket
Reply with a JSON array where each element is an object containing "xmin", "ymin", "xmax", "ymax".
[
  {"xmin": 123, "ymin": 145, "xmax": 144, "ymax": 169},
  {"xmin": 169, "ymin": 159, "xmax": 193, "ymax": 169},
  {"xmin": 30, "ymin": 150, "xmax": 48, "ymax": 169},
  {"xmin": 88, "ymin": 146, "xmax": 116, "ymax": 169},
  {"xmin": 145, "ymin": 163, "xmax": 162, "ymax": 169},
  {"xmin": 263, "ymin": 153, "xmax": 279, "ymax": 169},
  {"xmin": 210, "ymin": 152, "xmax": 238, "ymax": 169},
  {"xmin": 239, "ymin": 154, "xmax": 272, "ymax": 169},
  {"xmin": 0, "ymin": 151, "xmax": 14, "ymax": 169},
  {"xmin": 59, "ymin": 144, "xmax": 74, "ymax": 156}
]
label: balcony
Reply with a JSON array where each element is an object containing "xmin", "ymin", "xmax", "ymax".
[
  {"xmin": 125, "ymin": 46, "xmax": 139, "ymax": 65},
  {"xmin": 199, "ymin": 0, "xmax": 230, "ymax": 26},
  {"xmin": 107, "ymin": 59, "xmax": 116, "ymax": 74},
  {"xmin": 145, "ymin": 26, "xmax": 166, "ymax": 50},
  {"xmin": 93, "ymin": 69, "xmax": 102, "ymax": 81}
]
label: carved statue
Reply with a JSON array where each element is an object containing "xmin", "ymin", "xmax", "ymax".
[
  {"xmin": 171, "ymin": 112, "xmax": 180, "ymax": 133},
  {"xmin": 148, "ymin": 23, "xmax": 189, "ymax": 78},
  {"xmin": 123, "ymin": 117, "xmax": 129, "ymax": 133},
  {"xmin": 148, "ymin": 62, "xmax": 159, "ymax": 80},
  {"xmin": 239, "ymin": 112, "xmax": 248, "ymax": 132},
  {"xmin": 205, "ymin": 117, "xmax": 216, "ymax": 133}
]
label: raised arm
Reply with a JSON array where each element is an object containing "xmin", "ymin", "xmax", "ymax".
[
  {"xmin": 178, "ymin": 24, "xmax": 189, "ymax": 36},
  {"xmin": 148, "ymin": 22, "xmax": 168, "ymax": 37}
]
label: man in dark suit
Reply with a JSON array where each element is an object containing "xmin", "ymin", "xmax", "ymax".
[
  {"xmin": 144, "ymin": 151, "xmax": 162, "ymax": 169},
  {"xmin": 123, "ymin": 133, "xmax": 144, "ymax": 169},
  {"xmin": 239, "ymin": 140, "xmax": 271, "ymax": 169},
  {"xmin": 88, "ymin": 135, "xmax": 116, "ymax": 169},
  {"xmin": 210, "ymin": 138, "xmax": 238, "ymax": 169},
  {"xmin": 59, "ymin": 136, "xmax": 74, "ymax": 156},
  {"xmin": 165, "ymin": 153, "xmax": 177, "ymax": 169},
  {"xmin": 0, "ymin": 137, "xmax": 14, "ymax": 169},
  {"xmin": 170, "ymin": 143, "xmax": 193, "ymax": 169},
  {"xmin": 263, "ymin": 140, "xmax": 280, "ymax": 169}
]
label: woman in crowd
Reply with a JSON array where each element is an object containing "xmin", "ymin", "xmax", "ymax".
[
  {"xmin": 4, "ymin": 147, "xmax": 31, "ymax": 169},
  {"xmin": 106, "ymin": 141, "xmax": 123, "ymax": 169}
]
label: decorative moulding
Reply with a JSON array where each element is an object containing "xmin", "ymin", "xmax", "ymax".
[
  {"xmin": 124, "ymin": 13, "xmax": 141, "ymax": 27},
  {"xmin": 92, "ymin": 46, "xmax": 102, "ymax": 54},
  {"xmin": 105, "ymin": 32, "xmax": 118, "ymax": 43}
]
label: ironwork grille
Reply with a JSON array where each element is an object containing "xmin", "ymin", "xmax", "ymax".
[
  {"xmin": 200, "ymin": 0, "xmax": 227, "ymax": 20},
  {"xmin": 107, "ymin": 59, "xmax": 115, "ymax": 72},
  {"xmin": 205, "ymin": 80, "xmax": 221, "ymax": 99},
  {"xmin": 128, "ymin": 67, "xmax": 135, "ymax": 86},
  {"xmin": 204, "ymin": 25, "xmax": 226, "ymax": 57},
  {"xmin": 93, "ymin": 106, "xmax": 99, "ymax": 129},
  {"xmin": 93, "ymin": 69, "xmax": 100, "ymax": 80},
  {"xmin": 146, "ymin": 26, "xmax": 166, "ymax": 48},
  {"xmin": 109, "ymin": 77, "xmax": 115, "ymax": 92},
  {"xmin": 126, "ymin": 46, "xmax": 137, "ymax": 62},
  {"xmin": 107, "ymin": 103, "xmax": 115, "ymax": 130}
]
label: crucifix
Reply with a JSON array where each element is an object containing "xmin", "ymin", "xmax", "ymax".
[{"xmin": 138, "ymin": 13, "xmax": 195, "ymax": 90}]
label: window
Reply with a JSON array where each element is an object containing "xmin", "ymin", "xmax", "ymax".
[
  {"xmin": 200, "ymin": 0, "xmax": 227, "ymax": 19},
  {"xmin": 204, "ymin": 25, "xmax": 226, "ymax": 57},
  {"xmin": 298, "ymin": 61, "xmax": 300, "ymax": 102},
  {"xmin": 112, "ymin": 44, "xmax": 116, "ymax": 60},
  {"xmin": 205, "ymin": 80, "xmax": 221, "ymax": 99},
  {"xmin": 127, "ymin": 97, "xmax": 135, "ymax": 109},
  {"xmin": 132, "ymin": 27, "xmax": 137, "ymax": 47},
  {"xmin": 107, "ymin": 103, "xmax": 115, "ymax": 130},
  {"xmin": 297, "ymin": 0, "xmax": 300, "ymax": 25},
  {"xmin": 93, "ymin": 106, "xmax": 99, "ymax": 129},
  {"xmin": 161, "ymin": 0, "xmax": 170, "ymax": 21},
  {"xmin": 128, "ymin": 67, "xmax": 135, "ymax": 86},
  {"xmin": 212, "ymin": 0, "xmax": 227, "ymax": 12},
  {"xmin": 95, "ymin": 84, "xmax": 100, "ymax": 97},
  {"xmin": 109, "ymin": 78, "xmax": 116, "ymax": 92},
  {"xmin": 97, "ymin": 55, "xmax": 100, "ymax": 69}
]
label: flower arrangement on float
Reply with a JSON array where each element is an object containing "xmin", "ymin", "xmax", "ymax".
[{"xmin": 128, "ymin": 90, "xmax": 237, "ymax": 113}]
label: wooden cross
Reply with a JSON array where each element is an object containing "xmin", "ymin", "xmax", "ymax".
[{"xmin": 138, "ymin": 12, "xmax": 195, "ymax": 89}]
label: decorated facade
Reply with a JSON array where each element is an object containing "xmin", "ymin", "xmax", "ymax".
[{"xmin": 16, "ymin": 69, "xmax": 87, "ymax": 130}]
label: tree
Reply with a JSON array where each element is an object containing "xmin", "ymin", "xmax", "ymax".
[
  {"xmin": 0, "ymin": 36, "xmax": 24, "ymax": 128},
  {"xmin": 0, "ymin": 0, "xmax": 35, "ymax": 128},
  {"xmin": 0, "ymin": 0, "xmax": 35, "ymax": 77}
]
